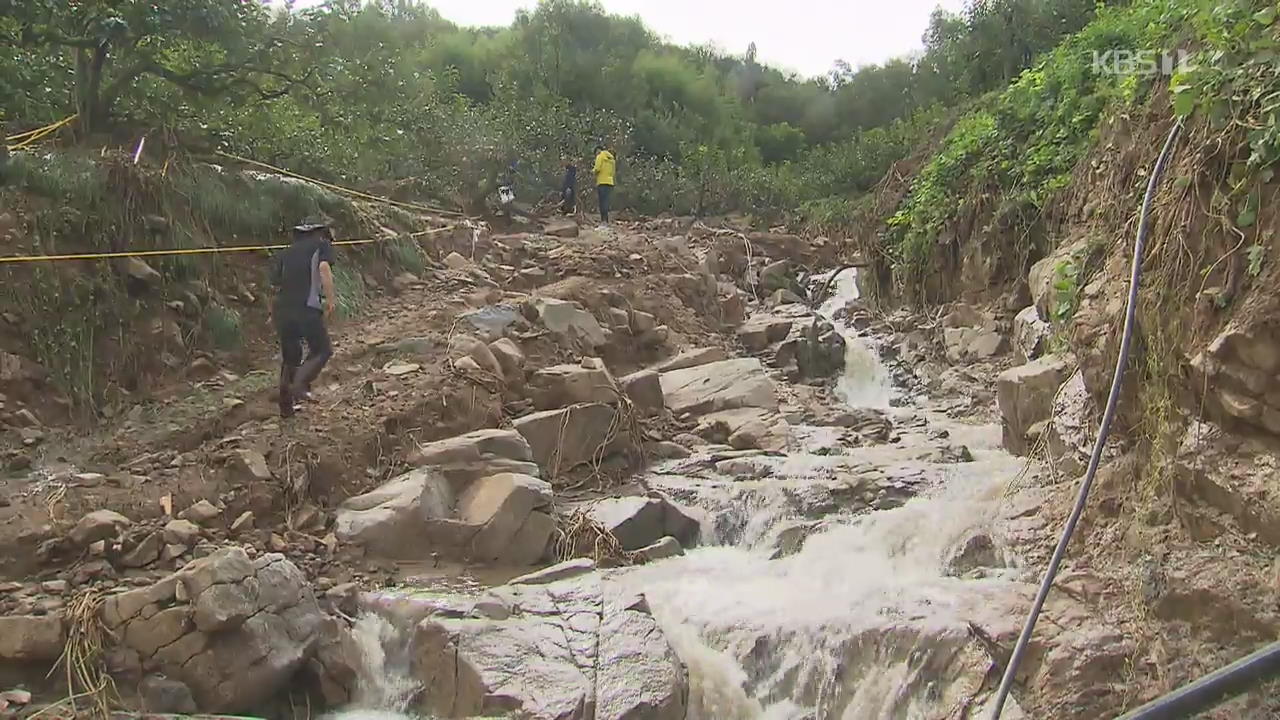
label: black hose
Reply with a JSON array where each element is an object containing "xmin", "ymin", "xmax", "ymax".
[
  {"xmin": 988, "ymin": 117, "xmax": 1185, "ymax": 719},
  {"xmin": 808, "ymin": 263, "xmax": 858, "ymax": 309},
  {"xmin": 1114, "ymin": 640, "xmax": 1280, "ymax": 719}
]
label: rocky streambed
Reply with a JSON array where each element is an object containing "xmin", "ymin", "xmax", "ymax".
[
  {"xmin": 0, "ymin": 224, "xmax": 1134, "ymax": 720},
  {"xmin": 302, "ymin": 269, "xmax": 1110, "ymax": 720}
]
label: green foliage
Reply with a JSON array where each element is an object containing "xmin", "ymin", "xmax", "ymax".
[
  {"xmin": 0, "ymin": 153, "xmax": 108, "ymax": 204},
  {"xmin": 1051, "ymin": 258, "xmax": 1083, "ymax": 323},
  {"xmin": 205, "ymin": 303, "xmax": 242, "ymax": 350},
  {"xmin": 1170, "ymin": 0, "xmax": 1280, "ymax": 248},
  {"xmin": 385, "ymin": 238, "xmax": 427, "ymax": 274},
  {"xmin": 1, "ymin": 0, "xmax": 1102, "ymax": 223},
  {"xmin": 884, "ymin": 0, "xmax": 1181, "ymax": 281},
  {"xmin": 0, "ymin": 264, "xmax": 105, "ymax": 413},
  {"xmin": 331, "ymin": 264, "xmax": 370, "ymax": 321},
  {"xmin": 1248, "ymin": 242, "xmax": 1267, "ymax": 276}
]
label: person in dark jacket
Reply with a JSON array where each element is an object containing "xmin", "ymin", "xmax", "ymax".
[
  {"xmin": 560, "ymin": 158, "xmax": 577, "ymax": 215},
  {"xmin": 270, "ymin": 222, "xmax": 337, "ymax": 418}
]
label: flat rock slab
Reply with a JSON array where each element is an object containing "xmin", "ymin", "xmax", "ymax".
[
  {"xmin": 408, "ymin": 573, "xmax": 687, "ymax": 720},
  {"xmin": 514, "ymin": 403, "xmax": 631, "ymax": 475},
  {"xmin": 659, "ymin": 358, "xmax": 777, "ymax": 416},
  {"xmin": 654, "ymin": 347, "xmax": 728, "ymax": 373}
]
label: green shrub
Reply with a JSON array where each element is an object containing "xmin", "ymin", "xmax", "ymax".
[
  {"xmin": 205, "ymin": 303, "xmax": 243, "ymax": 350},
  {"xmin": 331, "ymin": 264, "xmax": 369, "ymax": 320}
]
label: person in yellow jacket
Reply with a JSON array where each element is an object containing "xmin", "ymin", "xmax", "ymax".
[{"xmin": 592, "ymin": 143, "xmax": 616, "ymax": 224}]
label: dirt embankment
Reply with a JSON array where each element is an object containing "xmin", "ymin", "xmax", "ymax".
[{"xmin": 866, "ymin": 95, "xmax": 1280, "ymax": 716}]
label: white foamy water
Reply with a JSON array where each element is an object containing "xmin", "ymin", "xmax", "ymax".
[
  {"xmin": 623, "ymin": 449, "xmax": 1026, "ymax": 719},
  {"xmin": 817, "ymin": 268, "xmax": 893, "ymax": 410},
  {"xmin": 345, "ymin": 614, "xmax": 422, "ymax": 714}
]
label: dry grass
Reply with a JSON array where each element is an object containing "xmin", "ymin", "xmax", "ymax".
[
  {"xmin": 551, "ymin": 508, "xmax": 636, "ymax": 567},
  {"xmin": 46, "ymin": 591, "xmax": 115, "ymax": 719}
]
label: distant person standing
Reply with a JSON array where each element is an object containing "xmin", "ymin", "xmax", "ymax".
[
  {"xmin": 560, "ymin": 158, "xmax": 577, "ymax": 215},
  {"xmin": 593, "ymin": 143, "xmax": 616, "ymax": 225},
  {"xmin": 270, "ymin": 221, "xmax": 337, "ymax": 418}
]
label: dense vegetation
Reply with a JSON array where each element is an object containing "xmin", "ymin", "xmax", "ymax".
[{"xmin": 2, "ymin": 0, "xmax": 1101, "ymax": 222}]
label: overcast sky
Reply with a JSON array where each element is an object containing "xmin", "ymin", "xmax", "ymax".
[{"xmin": 288, "ymin": 1, "xmax": 965, "ymax": 78}]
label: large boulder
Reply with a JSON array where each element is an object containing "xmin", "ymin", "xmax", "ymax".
[
  {"xmin": 1041, "ymin": 370, "xmax": 1096, "ymax": 476},
  {"xmin": 737, "ymin": 315, "xmax": 794, "ymax": 352},
  {"xmin": 1189, "ymin": 323, "xmax": 1280, "ymax": 438},
  {"xmin": 406, "ymin": 428, "xmax": 540, "ymax": 482},
  {"xmin": 586, "ymin": 496, "xmax": 701, "ymax": 551},
  {"xmin": 458, "ymin": 473, "xmax": 556, "ymax": 565},
  {"xmin": 334, "ymin": 468, "xmax": 555, "ymax": 565},
  {"xmin": 544, "ymin": 218, "xmax": 580, "ymax": 239},
  {"xmin": 70, "ymin": 509, "xmax": 131, "ymax": 546},
  {"xmin": 1029, "ymin": 239, "xmax": 1089, "ymax": 321},
  {"xmin": 1175, "ymin": 420, "xmax": 1280, "ymax": 544},
  {"xmin": 449, "ymin": 334, "xmax": 505, "ymax": 380},
  {"xmin": 772, "ymin": 319, "xmax": 846, "ymax": 379},
  {"xmin": 334, "ymin": 468, "xmax": 452, "ymax": 557},
  {"xmin": 0, "ymin": 615, "xmax": 65, "ymax": 662},
  {"xmin": 943, "ymin": 327, "xmax": 1009, "ymax": 363},
  {"xmin": 660, "ymin": 358, "xmax": 777, "ymax": 416},
  {"xmin": 529, "ymin": 359, "xmax": 619, "ymax": 410},
  {"xmin": 692, "ymin": 406, "xmax": 791, "ymax": 452},
  {"xmin": 489, "ymin": 338, "xmax": 526, "ymax": 383},
  {"xmin": 716, "ymin": 285, "xmax": 746, "ymax": 328},
  {"xmin": 528, "ymin": 297, "xmax": 606, "ymax": 350},
  {"xmin": 406, "ymin": 574, "xmax": 687, "ymax": 720},
  {"xmin": 100, "ymin": 548, "xmax": 325, "ymax": 713},
  {"xmin": 758, "ymin": 259, "xmax": 792, "ymax": 292},
  {"xmin": 619, "ymin": 370, "xmax": 664, "ymax": 416},
  {"xmin": 997, "ymin": 354, "xmax": 1074, "ymax": 455},
  {"xmin": 513, "ymin": 403, "xmax": 631, "ymax": 475}
]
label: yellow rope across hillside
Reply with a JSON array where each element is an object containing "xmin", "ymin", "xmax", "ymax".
[
  {"xmin": 4, "ymin": 114, "xmax": 79, "ymax": 151},
  {"xmin": 214, "ymin": 149, "xmax": 464, "ymax": 218},
  {"xmin": 0, "ymin": 224, "xmax": 457, "ymax": 264}
]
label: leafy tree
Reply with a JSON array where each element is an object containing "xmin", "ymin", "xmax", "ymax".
[{"xmin": 3, "ymin": 0, "xmax": 319, "ymax": 134}]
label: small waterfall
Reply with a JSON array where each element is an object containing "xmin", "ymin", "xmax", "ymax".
[
  {"xmin": 816, "ymin": 268, "xmax": 892, "ymax": 409},
  {"xmin": 329, "ymin": 614, "xmax": 422, "ymax": 719},
  {"xmin": 626, "ymin": 449, "xmax": 1023, "ymax": 719}
]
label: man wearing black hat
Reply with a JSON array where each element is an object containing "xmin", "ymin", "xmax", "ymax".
[{"xmin": 270, "ymin": 222, "xmax": 337, "ymax": 418}]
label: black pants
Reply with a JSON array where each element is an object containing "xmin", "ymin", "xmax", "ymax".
[
  {"xmin": 561, "ymin": 188, "xmax": 576, "ymax": 214},
  {"xmin": 277, "ymin": 308, "xmax": 332, "ymax": 415},
  {"xmin": 597, "ymin": 184, "xmax": 613, "ymax": 223}
]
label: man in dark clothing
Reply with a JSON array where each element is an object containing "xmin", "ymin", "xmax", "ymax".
[
  {"xmin": 560, "ymin": 159, "xmax": 577, "ymax": 215},
  {"xmin": 271, "ymin": 222, "xmax": 337, "ymax": 418}
]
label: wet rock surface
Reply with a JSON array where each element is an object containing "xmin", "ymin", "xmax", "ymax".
[{"xmin": 362, "ymin": 572, "xmax": 688, "ymax": 720}]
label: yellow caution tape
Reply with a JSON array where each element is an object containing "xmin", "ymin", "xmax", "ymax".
[
  {"xmin": 4, "ymin": 114, "xmax": 78, "ymax": 151},
  {"xmin": 0, "ymin": 224, "xmax": 457, "ymax": 264},
  {"xmin": 213, "ymin": 150, "xmax": 464, "ymax": 218}
]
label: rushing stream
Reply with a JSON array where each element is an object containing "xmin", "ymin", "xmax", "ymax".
[
  {"xmin": 618, "ymin": 269, "xmax": 1027, "ymax": 718},
  {"xmin": 336, "ymin": 268, "xmax": 1031, "ymax": 719}
]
